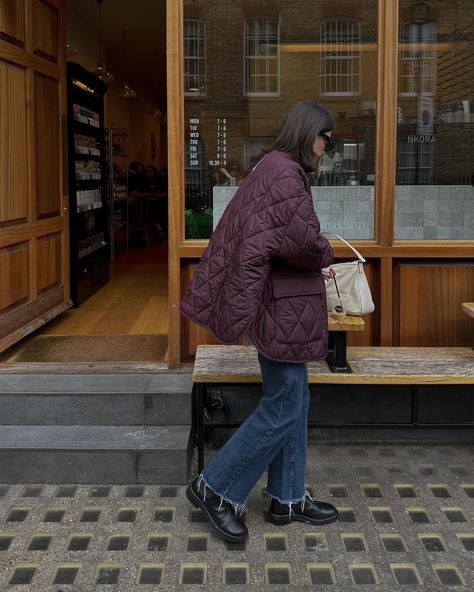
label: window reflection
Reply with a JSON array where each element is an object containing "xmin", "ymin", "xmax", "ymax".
[
  {"xmin": 184, "ymin": 19, "xmax": 206, "ymax": 95},
  {"xmin": 321, "ymin": 19, "xmax": 361, "ymax": 96},
  {"xmin": 245, "ymin": 18, "xmax": 280, "ymax": 95},
  {"xmin": 184, "ymin": 0, "xmax": 378, "ymax": 240},
  {"xmin": 395, "ymin": 0, "xmax": 473, "ymax": 240}
]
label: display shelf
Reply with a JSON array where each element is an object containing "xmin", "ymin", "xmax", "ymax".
[
  {"xmin": 73, "ymin": 114, "xmax": 100, "ymax": 127},
  {"xmin": 67, "ymin": 61, "xmax": 109, "ymax": 305},
  {"xmin": 76, "ymin": 173, "xmax": 102, "ymax": 181},
  {"xmin": 77, "ymin": 203, "xmax": 103, "ymax": 213},
  {"xmin": 71, "ymin": 121, "xmax": 102, "ymax": 142},
  {"xmin": 78, "ymin": 236, "xmax": 107, "ymax": 260},
  {"xmin": 106, "ymin": 124, "xmax": 130, "ymax": 262}
]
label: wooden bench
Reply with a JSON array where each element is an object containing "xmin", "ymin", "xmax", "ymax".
[
  {"xmin": 462, "ymin": 302, "xmax": 474, "ymax": 319},
  {"xmin": 192, "ymin": 344, "xmax": 474, "ymax": 472}
]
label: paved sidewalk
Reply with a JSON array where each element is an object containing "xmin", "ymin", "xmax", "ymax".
[{"xmin": 0, "ymin": 441, "xmax": 473, "ymax": 590}]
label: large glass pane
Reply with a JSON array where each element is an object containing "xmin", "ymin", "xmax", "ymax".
[
  {"xmin": 395, "ymin": 1, "xmax": 474, "ymax": 240},
  {"xmin": 184, "ymin": 1, "xmax": 378, "ymax": 240}
]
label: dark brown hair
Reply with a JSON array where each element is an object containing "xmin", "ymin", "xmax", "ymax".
[{"xmin": 264, "ymin": 101, "xmax": 336, "ymax": 172}]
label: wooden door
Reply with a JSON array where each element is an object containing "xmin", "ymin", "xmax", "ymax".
[{"xmin": 0, "ymin": 0, "xmax": 70, "ymax": 352}]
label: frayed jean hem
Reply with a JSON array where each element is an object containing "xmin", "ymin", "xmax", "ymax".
[
  {"xmin": 197, "ymin": 472, "xmax": 247, "ymax": 518},
  {"xmin": 266, "ymin": 488, "xmax": 315, "ymax": 518}
]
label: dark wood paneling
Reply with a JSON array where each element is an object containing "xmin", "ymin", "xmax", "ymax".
[
  {"xmin": 0, "ymin": 0, "xmax": 25, "ymax": 46},
  {"xmin": 32, "ymin": 0, "xmax": 58, "ymax": 62},
  {"xmin": 0, "ymin": 0, "xmax": 67, "ymax": 353},
  {"xmin": 37, "ymin": 232, "xmax": 61, "ymax": 293},
  {"xmin": 34, "ymin": 72, "xmax": 60, "ymax": 219},
  {"xmin": 0, "ymin": 241, "xmax": 29, "ymax": 312},
  {"xmin": 396, "ymin": 261, "xmax": 474, "ymax": 347},
  {"xmin": 0, "ymin": 283, "xmax": 64, "ymax": 342},
  {"xmin": 0, "ymin": 59, "xmax": 28, "ymax": 225}
]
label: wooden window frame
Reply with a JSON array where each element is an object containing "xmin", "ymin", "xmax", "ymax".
[{"xmin": 166, "ymin": 0, "xmax": 474, "ymax": 367}]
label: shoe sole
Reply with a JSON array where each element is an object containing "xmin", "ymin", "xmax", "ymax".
[
  {"xmin": 186, "ymin": 483, "xmax": 248, "ymax": 543},
  {"xmin": 266, "ymin": 511, "xmax": 338, "ymax": 526}
]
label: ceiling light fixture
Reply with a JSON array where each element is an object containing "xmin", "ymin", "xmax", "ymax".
[
  {"xmin": 147, "ymin": 57, "xmax": 166, "ymax": 122},
  {"xmin": 93, "ymin": 0, "xmax": 114, "ymax": 82},
  {"xmin": 118, "ymin": 30, "xmax": 137, "ymax": 98}
]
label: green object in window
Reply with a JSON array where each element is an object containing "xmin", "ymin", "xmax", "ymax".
[{"xmin": 185, "ymin": 209, "xmax": 213, "ymax": 239}]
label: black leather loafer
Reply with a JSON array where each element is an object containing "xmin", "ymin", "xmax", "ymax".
[
  {"xmin": 267, "ymin": 496, "xmax": 338, "ymax": 526},
  {"xmin": 186, "ymin": 476, "xmax": 248, "ymax": 543}
]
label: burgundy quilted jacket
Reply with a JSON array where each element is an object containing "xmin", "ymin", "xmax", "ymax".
[{"xmin": 180, "ymin": 150, "xmax": 334, "ymax": 363}]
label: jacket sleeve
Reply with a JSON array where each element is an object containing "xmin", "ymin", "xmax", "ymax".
[{"xmin": 275, "ymin": 180, "xmax": 333, "ymax": 271}]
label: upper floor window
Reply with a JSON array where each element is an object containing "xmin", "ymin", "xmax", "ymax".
[
  {"xmin": 244, "ymin": 17, "xmax": 280, "ymax": 96},
  {"xmin": 320, "ymin": 18, "xmax": 361, "ymax": 96},
  {"xmin": 399, "ymin": 21, "xmax": 436, "ymax": 96},
  {"xmin": 184, "ymin": 19, "xmax": 206, "ymax": 95}
]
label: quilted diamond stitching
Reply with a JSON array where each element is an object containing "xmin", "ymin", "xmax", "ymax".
[{"xmin": 181, "ymin": 151, "xmax": 332, "ymax": 360}]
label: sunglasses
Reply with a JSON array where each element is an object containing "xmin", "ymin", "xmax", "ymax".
[{"xmin": 320, "ymin": 133, "xmax": 336, "ymax": 153}]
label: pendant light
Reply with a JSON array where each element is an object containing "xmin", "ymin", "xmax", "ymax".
[
  {"xmin": 118, "ymin": 30, "xmax": 137, "ymax": 98},
  {"xmin": 147, "ymin": 58, "xmax": 166, "ymax": 122},
  {"xmin": 148, "ymin": 105, "xmax": 167, "ymax": 123},
  {"xmin": 93, "ymin": 0, "xmax": 114, "ymax": 82}
]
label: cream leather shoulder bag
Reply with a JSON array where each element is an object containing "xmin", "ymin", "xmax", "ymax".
[{"xmin": 321, "ymin": 232, "xmax": 375, "ymax": 316}]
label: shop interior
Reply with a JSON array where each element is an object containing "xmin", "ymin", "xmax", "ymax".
[{"xmin": 0, "ymin": 0, "xmax": 169, "ymax": 364}]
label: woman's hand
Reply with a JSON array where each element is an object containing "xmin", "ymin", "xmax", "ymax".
[{"xmin": 321, "ymin": 266, "xmax": 336, "ymax": 281}]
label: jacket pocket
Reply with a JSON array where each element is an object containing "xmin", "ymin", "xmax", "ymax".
[{"xmin": 271, "ymin": 274, "xmax": 325, "ymax": 298}]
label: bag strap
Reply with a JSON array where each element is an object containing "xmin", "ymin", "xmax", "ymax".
[
  {"xmin": 321, "ymin": 231, "xmax": 366, "ymax": 263},
  {"xmin": 251, "ymin": 153, "xmax": 267, "ymax": 171}
]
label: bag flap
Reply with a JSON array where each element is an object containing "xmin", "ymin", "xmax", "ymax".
[{"xmin": 272, "ymin": 274, "xmax": 325, "ymax": 298}]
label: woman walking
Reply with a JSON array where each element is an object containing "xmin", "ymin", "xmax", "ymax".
[{"xmin": 181, "ymin": 101, "xmax": 339, "ymax": 543}]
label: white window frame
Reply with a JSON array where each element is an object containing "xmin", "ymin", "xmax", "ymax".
[
  {"xmin": 399, "ymin": 21, "xmax": 436, "ymax": 97},
  {"xmin": 184, "ymin": 19, "xmax": 206, "ymax": 96},
  {"xmin": 320, "ymin": 18, "xmax": 361, "ymax": 97},
  {"xmin": 244, "ymin": 17, "xmax": 280, "ymax": 97}
]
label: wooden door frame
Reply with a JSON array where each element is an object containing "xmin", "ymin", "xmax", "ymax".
[
  {"xmin": 167, "ymin": 0, "xmax": 184, "ymax": 368},
  {"xmin": 166, "ymin": 0, "xmax": 474, "ymax": 367}
]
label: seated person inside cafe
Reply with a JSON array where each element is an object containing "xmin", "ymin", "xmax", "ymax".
[
  {"xmin": 128, "ymin": 161, "xmax": 149, "ymax": 193},
  {"xmin": 147, "ymin": 165, "xmax": 168, "ymax": 239},
  {"xmin": 128, "ymin": 162, "xmax": 168, "ymax": 242},
  {"xmin": 145, "ymin": 165, "xmax": 160, "ymax": 191}
]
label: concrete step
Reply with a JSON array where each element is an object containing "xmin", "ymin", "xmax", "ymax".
[
  {"xmin": 0, "ymin": 425, "xmax": 193, "ymax": 484},
  {"xmin": 0, "ymin": 372, "xmax": 193, "ymax": 426}
]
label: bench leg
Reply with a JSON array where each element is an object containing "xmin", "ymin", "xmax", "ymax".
[
  {"xmin": 326, "ymin": 331, "xmax": 353, "ymax": 373},
  {"xmin": 191, "ymin": 384, "xmax": 197, "ymax": 445},
  {"xmin": 196, "ymin": 383, "xmax": 205, "ymax": 473}
]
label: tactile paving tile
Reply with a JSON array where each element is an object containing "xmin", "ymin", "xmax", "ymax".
[{"xmin": 0, "ymin": 443, "xmax": 473, "ymax": 590}]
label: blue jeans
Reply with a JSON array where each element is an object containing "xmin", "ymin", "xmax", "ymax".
[{"xmin": 197, "ymin": 352, "xmax": 313, "ymax": 517}]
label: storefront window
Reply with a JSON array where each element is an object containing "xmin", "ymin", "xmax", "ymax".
[
  {"xmin": 183, "ymin": 0, "xmax": 378, "ymax": 240},
  {"xmin": 395, "ymin": 1, "xmax": 474, "ymax": 240}
]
